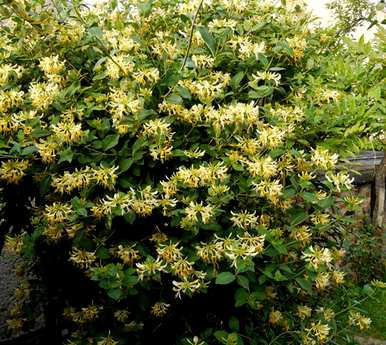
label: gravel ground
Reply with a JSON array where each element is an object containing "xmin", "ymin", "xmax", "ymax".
[
  {"xmin": 0, "ymin": 250, "xmax": 45, "ymax": 343},
  {"xmin": 356, "ymin": 336, "xmax": 386, "ymax": 345},
  {"xmin": 0, "ymin": 251, "xmax": 23, "ymax": 340}
]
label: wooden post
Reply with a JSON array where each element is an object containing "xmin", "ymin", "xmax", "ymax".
[{"xmin": 372, "ymin": 152, "xmax": 386, "ymax": 228}]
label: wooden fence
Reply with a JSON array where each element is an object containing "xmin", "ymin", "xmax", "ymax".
[{"xmin": 346, "ymin": 151, "xmax": 385, "ymax": 227}]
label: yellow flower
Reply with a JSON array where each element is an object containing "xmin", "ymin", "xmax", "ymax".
[
  {"xmin": 44, "ymin": 202, "xmax": 73, "ymax": 223},
  {"xmin": 3, "ymin": 234, "xmax": 25, "ymax": 255},
  {"xmin": 149, "ymin": 232, "xmax": 168, "ymax": 244},
  {"xmin": 128, "ymin": 186, "xmax": 159, "ymax": 217},
  {"xmin": 269, "ymin": 309, "xmax": 282, "ymax": 325},
  {"xmin": 184, "ymin": 147, "xmax": 206, "ymax": 159},
  {"xmin": 287, "ymin": 36, "xmax": 307, "ymax": 60},
  {"xmin": 245, "ymin": 156, "xmax": 278, "ymax": 179},
  {"xmin": 192, "ymin": 54, "xmax": 214, "ymax": 69},
  {"xmin": 371, "ymin": 280, "xmax": 386, "ymax": 289},
  {"xmin": 136, "ymin": 257, "xmax": 167, "ymax": 280},
  {"xmin": 80, "ymin": 305, "xmax": 102, "ymax": 322},
  {"xmin": 196, "ymin": 241, "xmax": 224, "ymax": 266},
  {"xmin": 252, "ymin": 179, "xmax": 283, "ymax": 203},
  {"xmin": 0, "ymin": 89, "xmax": 24, "ymax": 112},
  {"xmin": 172, "ymin": 278, "xmax": 208, "ymax": 299},
  {"xmin": 106, "ymin": 54, "xmax": 133, "ymax": 80},
  {"xmin": 114, "ymin": 310, "xmax": 130, "ymax": 323},
  {"xmin": 0, "ymin": 63, "xmax": 23, "ymax": 86},
  {"xmin": 331, "ymin": 270, "xmax": 345, "ymax": 285},
  {"xmin": 310, "ymin": 147, "xmax": 338, "ymax": 170},
  {"xmin": 39, "ymin": 55, "xmax": 65, "ymax": 77},
  {"xmin": 325, "ymin": 172, "xmax": 354, "ymax": 192},
  {"xmin": 29, "ymin": 82, "xmax": 59, "ymax": 110},
  {"xmin": 117, "ymin": 245, "xmax": 140, "ymax": 265},
  {"xmin": 181, "ymin": 201, "xmax": 215, "ymax": 228},
  {"xmin": 315, "ymin": 272, "xmax": 330, "ymax": 290},
  {"xmin": 349, "ymin": 311, "xmax": 372, "ymax": 330},
  {"xmin": 51, "ymin": 116, "xmax": 83, "ymax": 144},
  {"xmin": 150, "ymin": 302, "xmax": 170, "ymax": 317},
  {"xmin": 311, "ymin": 212, "xmax": 330, "ymax": 225},
  {"xmin": 156, "ymin": 242, "xmax": 183, "ymax": 263},
  {"xmin": 0, "ymin": 160, "xmax": 29, "ymax": 184},
  {"xmin": 302, "ymin": 246, "xmax": 333, "ymax": 270},
  {"xmin": 97, "ymin": 334, "xmax": 119, "ymax": 345},
  {"xmin": 297, "ymin": 305, "xmax": 312, "ymax": 319},
  {"xmin": 69, "ymin": 248, "xmax": 96, "ymax": 269},
  {"xmin": 316, "ymin": 307, "xmax": 335, "ymax": 321},
  {"xmin": 6, "ymin": 318, "xmax": 25, "ymax": 333},
  {"xmin": 257, "ymin": 126, "xmax": 286, "ymax": 148},
  {"xmin": 43, "ymin": 223, "xmax": 64, "ymax": 242},
  {"xmin": 309, "ymin": 321, "xmax": 330, "ymax": 342},
  {"xmin": 52, "ymin": 167, "xmax": 92, "ymax": 193},
  {"xmin": 230, "ymin": 210, "xmax": 259, "ymax": 230},
  {"xmin": 170, "ymin": 258, "xmax": 194, "ymax": 278},
  {"xmin": 36, "ymin": 140, "xmax": 59, "ymax": 163},
  {"xmin": 290, "ymin": 226, "xmax": 311, "ymax": 246},
  {"xmin": 252, "ymin": 71, "xmax": 281, "ymax": 86}
]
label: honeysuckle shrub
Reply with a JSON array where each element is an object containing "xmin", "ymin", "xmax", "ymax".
[{"xmin": 0, "ymin": 0, "xmax": 385, "ymax": 344}]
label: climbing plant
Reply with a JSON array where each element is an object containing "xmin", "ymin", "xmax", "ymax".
[{"xmin": 0, "ymin": 0, "xmax": 385, "ymax": 344}]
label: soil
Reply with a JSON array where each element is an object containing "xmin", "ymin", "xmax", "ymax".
[
  {"xmin": 0, "ymin": 252, "xmax": 23, "ymax": 340},
  {"xmin": 356, "ymin": 336, "xmax": 386, "ymax": 345}
]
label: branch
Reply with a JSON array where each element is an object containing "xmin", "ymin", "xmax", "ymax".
[{"xmin": 179, "ymin": 0, "xmax": 204, "ymax": 72}]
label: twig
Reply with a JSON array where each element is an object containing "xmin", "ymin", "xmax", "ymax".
[{"xmin": 179, "ymin": 0, "xmax": 204, "ymax": 72}]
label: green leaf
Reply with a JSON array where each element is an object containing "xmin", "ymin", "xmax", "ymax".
[
  {"xmin": 39, "ymin": 175, "xmax": 51, "ymax": 196},
  {"xmin": 198, "ymin": 26, "xmax": 216, "ymax": 56},
  {"xmin": 249, "ymin": 289, "xmax": 265, "ymax": 301},
  {"xmin": 76, "ymin": 208, "xmax": 88, "ymax": 217},
  {"xmin": 237, "ymin": 275, "xmax": 250, "ymax": 290},
  {"xmin": 96, "ymin": 247, "xmax": 110, "ymax": 259},
  {"xmin": 230, "ymin": 71, "xmax": 245, "ymax": 89},
  {"xmin": 165, "ymin": 94, "xmax": 183, "ymax": 104},
  {"xmin": 138, "ymin": 0, "xmax": 154, "ymax": 16},
  {"xmin": 92, "ymin": 72, "xmax": 108, "ymax": 81},
  {"xmin": 234, "ymin": 288, "xmax": 248, "ymax": 307},
  {"xmin": 216, "ymin": 272, "xmax": 236, "ymax": 285},
  {"xmin": 58, "ymin": 148, "xmax": 73, "ymax": 163},
  {"xmin": 302, "ymin": 192, "xmax": 317, "ymax": 203},
  {"xmin": 236, "ymin": 257, "xmax": 255, "ymax": 273},
  {"xmin": 31, "ymin": 128, "xmax": 50, "ymax": 138},
  {"xmin": 262, "ymin": 264, "xmax": 276, "ymax": 278},
  {"xmin": 132, "ymin": 137, "xmax": 147, "ymax": 154},
  {"xmin": 271, "ymin": 240, "xmax": 288, "ymax": 255},
  {"xmin": 248, "ymin": 86, "xmax": 273, "ymax": 98},
  {"xmin": 362, "ymin": 284, "xmax": 375, "ymax": 296},
  {"xmin": 21, "ymin": 146, "xmax": 37, "ymax": 156},
  {"xmin": 176, "ymin": 85, "xmax": 192, "ymax": 99},
  {"xmin": 107, "ymin": 288, "xmax": 122, "ymax": 300},
  {"xmin": 296, "ymin": 277, "xmax": 312, "ymax": 293},
  {"xmin": 102, "ymin": 134, "xmax": 120, "ymax": 151},
  {"xmin": 214, "ymin": 330, "xmax": 228, "ymax": 344},
  {"xmin": 160, "ymin": 70, "xmax": 180, "ymax": 88},
  {"xmin": 258, "ymin": 53, "xmax": 268, "ymax": 66},
  {"xmin": 290, "ymin": 208, "xmax": 308, "ymax": 226},
  {"xmin": 119, "ymin": 158, "xmax": 133, "ymax": 172},
  {"xmin": 228, "ymin": 316, "xmax": 240, "ymax": 332},
  {"xmin": 274, "ymin": 270, "xmax": 287, "ymax": 281}
]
